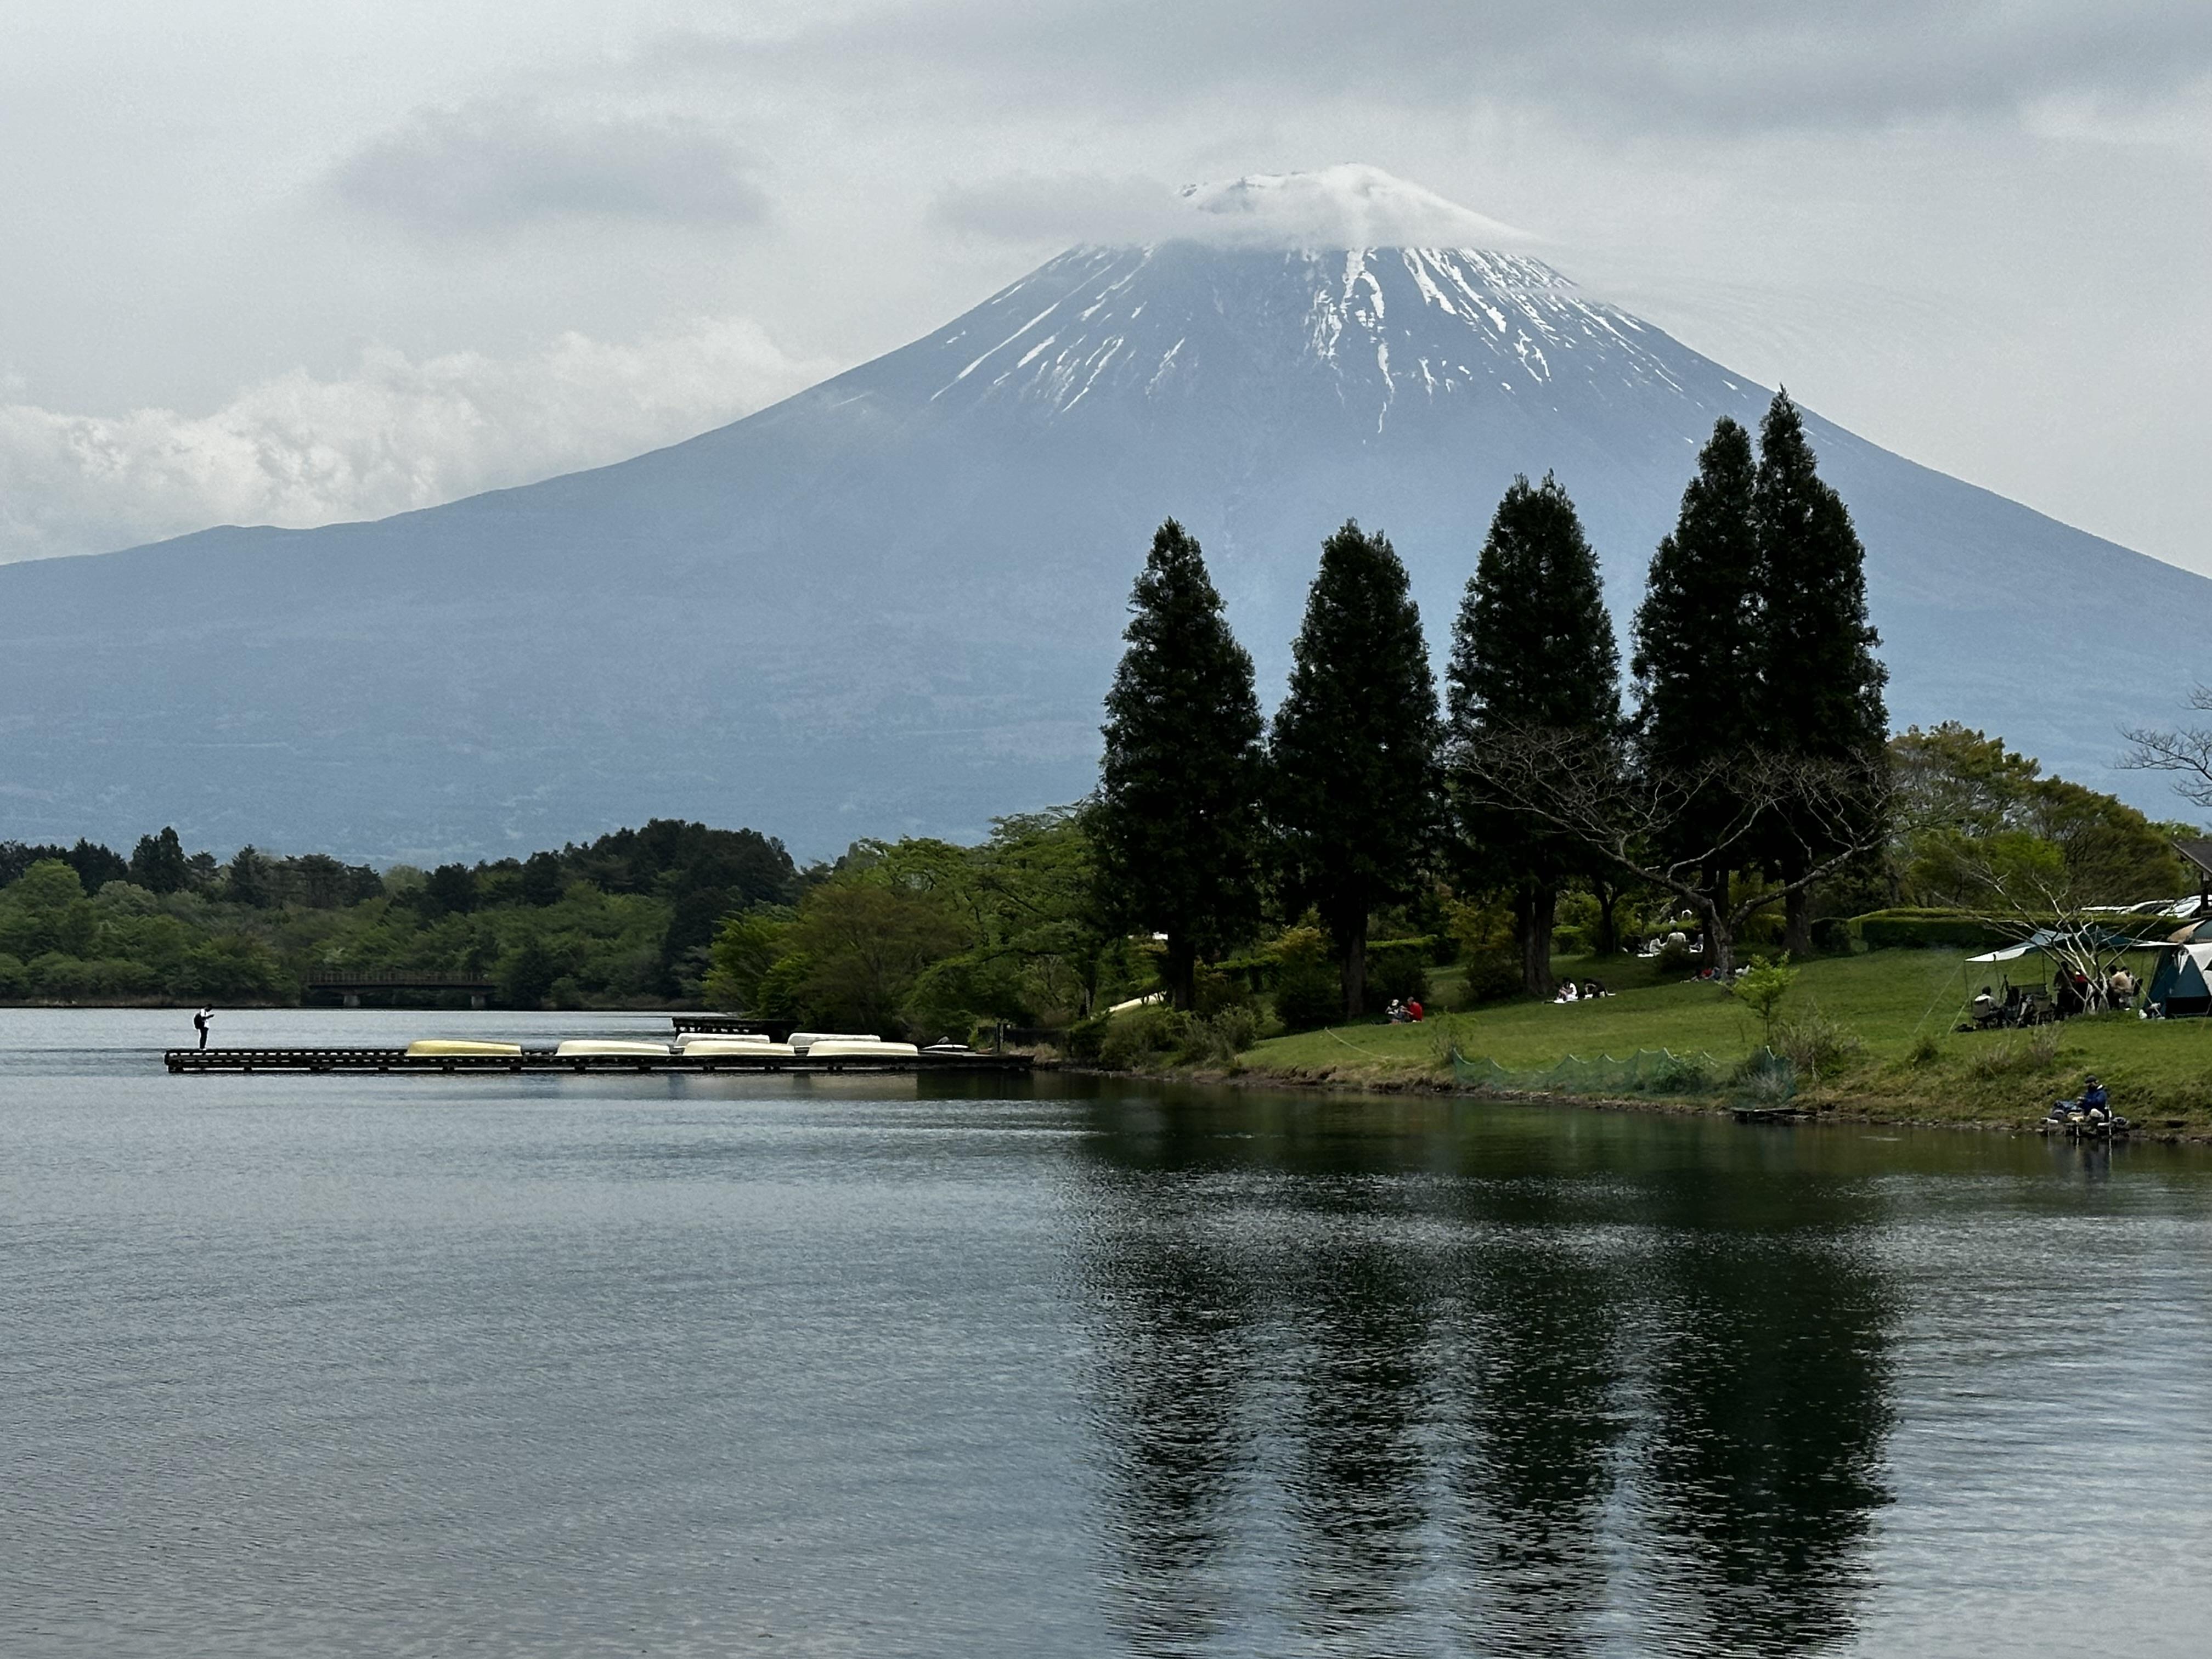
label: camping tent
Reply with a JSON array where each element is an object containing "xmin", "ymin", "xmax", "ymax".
[
  {"xmin": 1964, "ymin": 926, "xmax": 2160, "ymax": 965},
  {"xmin": 2148, "ymin": 943, "xmax": 2212, "ymax": 1017}
]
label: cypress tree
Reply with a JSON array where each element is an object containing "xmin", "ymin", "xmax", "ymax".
[
  {"xmin": 1093, "ymin": 519, "xmax": 1265, "ymax": 1009},
  {"xmin": 128, "ymin": 826, "xmax": 190, "ymax": 894},
  {"xmin": 1268, "ymin": 520, "xmax": 1439, "ymax": 1018},
  {"xmin": 1632, "ymin": 416, "xmax": 1763, "ymax": 944},
  {"xmin": 1447, "ymin": 473, "xmax": 1620, "ymax": 997},
  {"xmin": 1752, "ymin": 392, "xmax": 1889, "ymax": 952}
]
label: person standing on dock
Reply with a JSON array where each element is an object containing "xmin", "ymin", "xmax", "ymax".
[{"xmin": 192, "ymin": 1006, "xmax": 213, "ymax": 1050}]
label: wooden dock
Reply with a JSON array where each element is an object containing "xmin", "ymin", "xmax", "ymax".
[{"xmin": 165, "ymin": 1047, "xmax": 1034, "ymax": 1076}]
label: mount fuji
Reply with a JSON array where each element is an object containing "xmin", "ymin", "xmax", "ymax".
[{"xmin": 3, "ymin": 167, "xmax": 2203, "ymax": 861}]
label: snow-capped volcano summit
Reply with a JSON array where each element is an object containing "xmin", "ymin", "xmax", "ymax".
[
  {"xmin": 1, "ymin": 174, "xmax": 2204, "ymax": 858},
  {"xmin": 920, "ymin": 240, "xmax": 1688, "ymax": 432}
]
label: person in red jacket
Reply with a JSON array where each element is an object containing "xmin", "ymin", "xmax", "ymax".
[{"xmin": 1406, "ymin": 997, "xmax": 1423, "ymax": 1022}]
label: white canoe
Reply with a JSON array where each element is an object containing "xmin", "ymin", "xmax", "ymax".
[
  {"xmin": 554, "ymin": 1040, "xmax": 672, "ymax": 1057},
  {"xmin": 684, "ymin": 1039, "xmax": 797, "ymax": 1057},
  {"xmin": 677, "ymin": 1030, "xmax": 772, "ymax": 1045},
  {"xmin": 405, "ymin": 1039, "xmax": 522, "ymax": 1057},
  {"xmin": 789, "ymin": 1032, "xmax": 879, "ymax": 1048},
  {"xmin": 808, "ymin": 1040, "xmax": 919, "ymax": 1059}
]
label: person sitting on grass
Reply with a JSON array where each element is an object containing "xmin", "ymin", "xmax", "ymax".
[
  {"xmin": 1554, "ymin": 980, "xmax": 1579, "ymax": 1003},
  {"xmin": 1406, "ymin": 997, "xmax": 1423, "ymax": 1022},
  {"xmin": 2080, "ymin": 1075, "xmax": 2110, "ymax": 1119}
]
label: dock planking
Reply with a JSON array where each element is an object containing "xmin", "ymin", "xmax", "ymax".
[{"xmin": 165, "ymin": 1047, "xmax": 1034, "ymax": 1075}]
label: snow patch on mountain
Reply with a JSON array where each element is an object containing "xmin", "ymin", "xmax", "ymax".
[{"xmin": 922, "ymin": 240, "xmax": 1706, "ymax": 431}]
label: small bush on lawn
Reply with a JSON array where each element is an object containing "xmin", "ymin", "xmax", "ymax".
[
  {"xmin": 1180, "ymin": 1007, "xmax": 1259, "ymax": 1069},
  {"xmin": 1455, "ymin": 951, "xmax": 1524, "ymax": 1009},
  {"xmin": 1773, "ymin": 1007, "xmax": 1864, "ymax": 1081}
]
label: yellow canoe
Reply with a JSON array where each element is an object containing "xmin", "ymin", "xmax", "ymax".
[{"xmin": 405, "ymin": 1039, "xmax": 522, "ymax": 1057}]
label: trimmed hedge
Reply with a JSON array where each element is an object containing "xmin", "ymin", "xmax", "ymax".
[{"xmin": 1849, "ymin": 909, "xmax": 2016, "ymax": 951}]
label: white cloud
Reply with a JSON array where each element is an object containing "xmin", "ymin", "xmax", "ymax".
[
  {"xmin": 932, "ymin": 164, "xmax": 1534, "ymax": 251},
  {"xmin": 672, "ymin": 0, "xmax": 2212, "ymax": 137},
  {"xmin": 0, "ymin": 319, "xmax": 837, "ymax": 562},
  {"xmin": 329, "ymin": 100, "xmax": 770, "ymax": 235}
]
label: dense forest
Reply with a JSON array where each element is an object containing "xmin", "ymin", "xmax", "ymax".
[
  {"xmin": 0, "ymin": 820, "xmax": 798, "ymax": 1009},
  {"xmin": 1, "ymin": 393, "xmax": 2195, "ymax": 1040}
]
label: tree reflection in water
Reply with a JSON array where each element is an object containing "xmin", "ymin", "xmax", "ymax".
[{"xmin": 1072, "ymin": 1092, "xmax": 1896, "ymax": 1657}]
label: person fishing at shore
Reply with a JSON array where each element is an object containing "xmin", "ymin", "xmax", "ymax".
[{"xmin": 193, "ymin": 1006, "xmax": 214, "ymax": 1050}]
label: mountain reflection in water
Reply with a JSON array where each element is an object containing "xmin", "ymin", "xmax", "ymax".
[
  {"xmin": 10, "ymin": 1015, "xmax": 2211, "ymax": 1659},
  {"xmin": 1074, "ymin": 1093, "xmax": 1896, "ymax": 1656}
]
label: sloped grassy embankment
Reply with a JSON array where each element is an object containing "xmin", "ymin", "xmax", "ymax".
[{"xmin": 1227, "ymin": 946, "xmax": 2212, "ymax": 1136}]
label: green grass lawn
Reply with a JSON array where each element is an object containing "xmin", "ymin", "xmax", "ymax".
[{"xmin": 1240, "ymin": 946, "xmax": 2212, "ymax": 1132}]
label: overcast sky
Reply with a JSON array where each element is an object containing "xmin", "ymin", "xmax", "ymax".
[{"xmin": 3, "ymin": 2, "xmax": 2207, "ymax": 572}]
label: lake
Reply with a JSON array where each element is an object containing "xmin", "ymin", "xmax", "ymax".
[{"xmin": 4, "ymin": 1008, "xmax": 2209, "ymax": 1656}]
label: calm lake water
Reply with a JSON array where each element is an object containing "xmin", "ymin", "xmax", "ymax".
[{"xmin": 5, "ymin": 1008, "xmax": 2210, "ymax": 1657}]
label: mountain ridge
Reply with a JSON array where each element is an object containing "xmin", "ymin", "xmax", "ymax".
[{"xmin": 1, "ymin": 213, "xmax": 2200, "ymax": 861}]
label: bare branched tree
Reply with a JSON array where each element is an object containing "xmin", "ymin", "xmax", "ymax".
[
  {"xmin": 2122, "ymin": 685, "xmax": 2212, "ymax": 809},
  {"xmin": 1927, "ymin": 834, "xmax": 2157, "ymax": 1005},
  {"xmin": 1450, "ymin": 723, "xmax": 1891, "ymax": 976}
]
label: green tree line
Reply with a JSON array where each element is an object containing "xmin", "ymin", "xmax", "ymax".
[
  {"xmin": 0, "ymin": 820, "xmax": 799, "ymax": 1008},
  {"xmin": 3, "ymin": 394, "xmax": 2191, "ymax": 1040}
]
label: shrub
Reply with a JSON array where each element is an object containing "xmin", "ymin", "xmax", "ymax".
[
  {"xmin": 1099, "ymin": 1005, "xmax": 1192, "ymax": 1070},
  {"xmin": 1644, "ymin": 1052, "xmax": 1716, "ymax": 1094},
  {"xmin": 1193, "ymin": 963, "xmax": 1255, "ymax": 1017},
  {"xmin": 1906, "ymin": 1031, "xmax": 1943, "ymax": 1068},
  {"xmin": 1063, "ymin": 1012, "xmax": 1111, "ymax": 1062},
  {"xmin": 1773, "ymin": 1008, "xmax": 1864, "ymax": 1080},
  {"xmin": 1656, "ymin": 938, "xmax": 1697, "ymax": 974},
  {"xmin": 1730, "ymin": 954, "xmax": 1799, "ymax": 1043},
  {"xmin": 1455, "ymin": 951, "xmax": 1523, "ymax": 1009},
  {"xmin": 1731, "ymin": 1049, "xmax": 1799, "ymax": 1106},
  {"xmin": 1272, "ymin": 970, "xmax": 1341, "ymax": 1032},
  {"xmin": 1180, "ymin": 1007, "xmax": 1259, "ymax": 1068},
  {"xmin": 1810, "ymin": 917, "xmax": 1857, "ymax": 956}
]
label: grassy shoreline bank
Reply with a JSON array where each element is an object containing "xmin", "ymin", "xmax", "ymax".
[{"xmin": 1148, "ymin": 944, "xmax": 2212, "ymax": 1141}]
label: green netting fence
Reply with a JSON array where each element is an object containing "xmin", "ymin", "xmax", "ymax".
[{"xmin": 1450, "ymin": 1046, "xmax": 1797, "ymax": 1104}]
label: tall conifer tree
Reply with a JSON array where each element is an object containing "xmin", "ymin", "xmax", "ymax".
[
  {"xmin": 1632, "ymin": 416, "xmax": 1763, "ymax": 941},
  {"xmin": 1752, "ymin": 392, "xmax": 1889, "ymax": 952},
  {"xmin": 1447, "ymin": 473, "xmax": 1620, "ymax": 996},
  {"xmin": 1268, "ymin": 520, "xmax": 1439, "ymax": 1017},
  {"xmin": 1094, "ymin": 520, "xmax": 1265, "ymax": 1008}
]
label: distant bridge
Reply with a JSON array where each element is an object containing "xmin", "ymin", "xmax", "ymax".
[{"xmin": 306, "ymin": 968, "xmax": 496, "ymax": 1009}]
